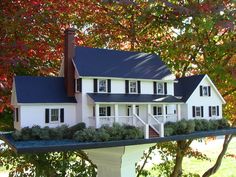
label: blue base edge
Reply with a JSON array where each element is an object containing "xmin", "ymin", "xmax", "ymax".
[{"xmin": 0, "ymin": 128, "xmax": 236, "ymax": 154}]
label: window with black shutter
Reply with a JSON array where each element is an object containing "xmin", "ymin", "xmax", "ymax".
[
  {"xmin": 217, "ymin": 106, "xmax": 219, "ymax": 116},
  {"xmin": 164, "ymin": 82, "xmax": 167, "ymax": 95},
  {"xmin": 93, "ymin": 79, "xmax": 98, "ymax": 93},
  {"xmin": 125, "ymin": 80, "xmax": 129, "ymax": 94},
  {"xmin": 45, "ymin": 109, "xmax": 49, "ymax": 123},
  {"xmin": 209, "ymin": 106, "xmax": 212, "ymax": 117},
  {"xmin": 153, "ymin": 106, "xmax": 157, "ymax": 115},
  {"xmin": 201, "ymin": 106, "xmax": 204, "ymax": 117},
  {"xmin": 107, "ymin": 107, "xmax": 111, "ymax": 116},
  {"xmin": 60, "ymin": 108, "xmax": 64, "ymax": 123},
  {"xmin": 76, "ymin": 78, "xmax": 82, "ymax": 92},
  {"xmin": 200, "ymin": 86, "xmax": 203, "ymax": 96},
  {"xmin": 192, "ymin": 106, "xmax": 196, "ymax": 117},
  {"xmin": 108, "ymin": 79, "xmax": 111, "ymax": 93},
  {"xmin": 208, "ymin": 86, "xmax": 211, "ymax": 96},
  {"xmin": 153, "ymin": 82, "xmax": 157, "ymax": 94},
  {"xmin": 137, "ymin": 81, "xmax": 141, "ymax": 94},
  {"xmin": 15, "ymin": 108, "xmax": 19, "ymax": 122}
]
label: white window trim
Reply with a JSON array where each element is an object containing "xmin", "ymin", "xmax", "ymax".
[
  {"xmin": 98, "ymin": 79, "xmax": 107, "ymax": 93},
  {"xmin": 157, "ymin": 83, "xmax": 164, "ymax": 95},
  {"xmin": 195, "ymin": 106, "xmax": 201, "ymax": 117},
  {"xmin": 50, "ymin": 108, "xmax": 60, "ymax": 123},
  {"xmin": 202, "ymin": 86, "xmax": 208, "ymax": 96},
  {"xmin": 129, "ymin": 81, "xmax": 137, "ymax": 94}
]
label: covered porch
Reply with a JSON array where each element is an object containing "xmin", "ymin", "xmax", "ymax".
[{"xmin": 87, "ymin": 93, "xmax": 183, "ymax": 139}]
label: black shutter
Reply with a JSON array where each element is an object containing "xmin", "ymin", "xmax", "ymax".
[
  {"xmin": 16, "ymin": 108, "xmax": 19, "ymax": 122},
  {"xmin": 125, "ymin": 80, "xmax": 129, "ymax": 94},
  {"xmin": 60, "ymin": 108, "xmax": 64, "ymax": 123},
  {"xmin": 45, "ymin": 109, "xmax": 49, "ymax": 123},
  {"xmin": 93, "ymin": 79, "xmax": 97, "ymax": 93},
  {"xmin": 153, "ymin": 106, "xmax": 157, "ymax": 115},
  {"xmin": 137, "ymin": 81, "xmax": 141, "ymax": 94},
  {"xmin": 209, "ymin": 106, "xmax": 212, "ymax": 117},
  {"xmin": 200, "ymin": 86, "xmax": 203, "ymax": 96},
  {"xmin": 107, "ymin": 107, "xmax": 111, "ymax": 116},
  {"xmin": 77, "ymin": 78, "xmax": 82, "ymax": 92},
  {"xmin": 164, "ymin": 82, "xmax": 167, "ymax": 95},
  {"xmin": 165, "ymin": 106, "xmax": 168, "ymax": 114},
  {"xmin": 153, "ymin": 82, "xmax": 157, "ymax": 94},
  {"xmin": 217, "ymin": 106, "xmax": 219, "ymax": 116},
  {"xmin": 108, "ymin": 79, "xmax": 111, "ymax": 93},
  {"xmin": 192, "ymin": 106, "xmax": 195, "ymax": 117},
  {"xmin": 208, "ymin": 86, "xmax": 211, "ymax": 96},
  {"xmin": 201, "ymin": 106, "xmax": 204, "ymax": 117}
]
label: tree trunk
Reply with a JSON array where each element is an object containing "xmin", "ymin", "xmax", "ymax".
[
  {"xmin": 170, "ymin": 140, "xmax": 193, "ymax": 177},
  {"xmin": 202, "ymin": 135, "xmax": 233, "ymax": 177}
]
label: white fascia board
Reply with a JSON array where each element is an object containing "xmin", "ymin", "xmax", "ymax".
[
  {"xmin": 92, "ymin": 102, "xmax": 184, "ymax": 105},
  {"xmin": 72, "ymin": 59, "xmax": 80, "ymax": 79},
  {"xmin": 162, "ymin": 73, "xmax": 176, "ymax": 80},
  {"xmin": 11, "ymin": 78, "xmax": 18, "ymax": 106},
  {"xmin": 17, "ymin": 103, "xmax": 77, "ymax": 106},
  {"xmin": 79, "ymin": 76, "xmax": 175, "ymax": 83}
]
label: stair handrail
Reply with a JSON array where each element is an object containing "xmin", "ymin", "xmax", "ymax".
[
  {"xmin": 133, "ymin": 114, "xmax": 149, "ymax": 139},
  {"xmin": 148, "ymin": 113, "xmax": 164, "ymax": 137},
  {"xmin": 133, "ymin": 113, "xmax": 146, "ymax": 126}
]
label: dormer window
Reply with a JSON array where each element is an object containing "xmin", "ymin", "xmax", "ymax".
[
  {"xmin": 200, "ymin": 86, "xmax": 211, "ymax": 96},
  {"xmin": 98, "ymin": 79, "xmax": 107, "ymax": 93},
  {"xmin": 129, "ymin": 81, "xmax": 137, "ymax": 93},
  {"xmin": 153, "ymin": 82, "xmax": 167, "ymax": 95}
]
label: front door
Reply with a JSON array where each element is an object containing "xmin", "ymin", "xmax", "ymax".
[{"xmin": 127, "ymin": 105, "xmax": 139, "ymax": 116}]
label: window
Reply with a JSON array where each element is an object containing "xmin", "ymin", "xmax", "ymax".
[
  {"xmin": 212, "ymin": 106, "xmax": 217, "ymax": 116},
  {"xmin": 195, "ymin": 107, "xmax": 201, "ymax": 117},
  {"xmin": 99, "ymin": 106, "xmax": 111, "ymax": 116},
  {"xmin": 153, "ymin": 106, "xmax": 162, "ymax": 115},
  {"xmin": 45, "ymin": 108, "xmax": 64, "ymax": 123},
  {"xmin": 129, "ymin": 81, "xmax": 137, "ymax": 93},
  {"xmin": 202, "ymin": 86, "xmax": 208, "ymax": 96},
  {"xmin": 98, "ymin": 79, "xmax": 107, "ymax": 93},
  {"xmin": 50, "ymin": 109, "xmax": 59, "ymax": 122},
  {"xmin": 157, "ymin": 83, "xmax": 164, "ymax": 94}
]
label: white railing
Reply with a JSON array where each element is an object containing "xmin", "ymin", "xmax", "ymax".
[
  {"xmin": 133, "ymin": 114, "xmax": 149, "ymax": 139},
  {"xmin": 154, "ymin": 114, "xmax": 178, "ymax": 123},
  {"xmin": 99, "ymin": 116, "xmax": 115, "ymax": 126},
  {"xmin": 149, "ymin": 114, "xmax": 164, "ymax": 137},
  {"xmin": 88, "ymin": 116, "xmax": 96, "ymax": 127},
  {"xmin": 118, "ymin": 116, "xmax": 133, "ymax": 125}
]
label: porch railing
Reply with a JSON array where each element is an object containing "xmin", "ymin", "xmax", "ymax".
[
  {"xmin": 148, "ymin": 114, "xmax": 164, "ymax": 137},
  {"xmin": 154, "ymin": 114, "xmax": 178, "ymax": 123},
  {"xmin": 133, "ymin": 114, "xmax": 149, "ymax": 139}
]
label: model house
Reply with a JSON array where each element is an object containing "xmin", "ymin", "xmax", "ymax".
[{"xmin": 11, "ymin": 28, "xmax": 226, "ymax": 139}]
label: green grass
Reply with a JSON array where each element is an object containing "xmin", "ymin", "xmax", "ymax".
[
  {"xmin": 182, "ymin": 139, "xmax": 236, "ymax": 177},
  {"xmin": 141, "ymin": 138, "xmax": 236, "ymax": 177}
]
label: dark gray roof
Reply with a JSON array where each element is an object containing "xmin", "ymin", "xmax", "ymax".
[
  {"xmin": 15, "ymin": 76, "xmax": 76, "ymax": 103},
  {"xmin": 87, "ymin": 93, "xmax": 182, "ymax": 103},
  {"xmin": 174, "ymin": 74, "xmax": 205, "ymax": 102},
  {"xmin": 73, "ymin": 46, "xmax": 172, "ymax": 80}
]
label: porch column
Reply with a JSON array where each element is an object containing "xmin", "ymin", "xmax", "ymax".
[
  {"xmin": 95, "ymin": 104, "xmax": 100, "ymax": 128},
  {"xmin": 163, "ymin": 104, "xmax": 166, "ymax": 123},
  {"xmin": 147, "ymin": 104, "xmax": 151, "ymax": 124},
  {"xmin": 132, "ymin": 104, "xmax": 136, "ymax": 126},
  {"xmin": 177, "ymin": 104, "xmax": 181, "ymax": 121},
  {"xmin": 114, "ymin": 104, "xmax": 119, "ymax": 123}
]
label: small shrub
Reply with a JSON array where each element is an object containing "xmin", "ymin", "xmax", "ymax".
[
  {"xmin": 31, "ymin": 125, "xmax": 41, "ymax": 140},
  {"xmin": 217, "ymin": 119, "xmax": 230, "ymax": 129},
  {"xmin": 123, "ymin": 125, "xmax": 143, "ymax": 140},
  {"xmin": 194, "ymin": 119, "xmax": 204, "ymax": 131},
  {"xmin": 199, "ymin": 119, "xmax": 210, "ymax": 131},
  {"xmin": 208, "ymin": 120, "xmax": 219, "ymax": 130},
  {"xmin": 95, "ymin": 128, "xmax": 110, "ymax": 142},
  {"xmin": 12, "ymin": 130, "xmax": 22, "ymax": 140},
  {"xmin": 67, "ymin": 122, "xmax": 86, "ymax": 139},
  {"xmin": 21, "ymin": 127, "xmax": 32, "ymax": 140},
  {"xmin": 39, "ymin": 126, "xmax": 50, "ymax": 140},
  {"xmin": 186, "ymin": 120, "xmax": 195, "ymax": 133},
  {"xmin": 74, "ymin": 128, "xmax": 97, "ymax": 142},
  {"xmin": 175, "ymin": 120, "xmax": 188, "ymax": 134},
  {"xmin": 164, "ymin": 127, "xmax": 174, "ymax": 136}
]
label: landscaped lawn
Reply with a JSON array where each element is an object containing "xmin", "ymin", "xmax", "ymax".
[{"xmin": 141, "ymin": 137, "xmax": 236, "ymax": 177}]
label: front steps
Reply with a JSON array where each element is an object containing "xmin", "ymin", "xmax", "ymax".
[{"xmin": 149, "ymin": 126, "xmax": 159, "ymax": 138}]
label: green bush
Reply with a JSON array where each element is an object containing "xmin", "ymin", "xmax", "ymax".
[
  {"xmin": 217, "ymin": 119, "xmax": 230, "ymax": 129},
  {"xmin": 74, "ymin": 128, "xmax": 97, "ymax": 142},
  {"xmin": 21, "ymin": 127, "xmax": 32, "ymax": 140},
  {"xmin": 39, "ymin": 126, "xmax": 50, "ymax": 140},
  {"xmin": 67, "ymin": 122, "xmax": 86, "ymax": 138},
  {"xmin": 164, "ymin": 127, "xmax": 174, "ymax": 136},
  {"xmin": 31, "ymin": 125, "xmax": 41, "ymax": 140},
  {"xmin": 208, "ymin": 120, "xmax": 219, "ymax": 130}
]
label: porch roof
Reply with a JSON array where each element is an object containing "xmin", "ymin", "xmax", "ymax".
[{"xmin": 87, "ymin": 93, "xmax": 183, "ymax": 103}]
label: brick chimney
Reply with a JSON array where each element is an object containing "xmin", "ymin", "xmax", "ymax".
[{"xmin": 64, "ymin": 28, "xmax": 76, "ymax": 97}]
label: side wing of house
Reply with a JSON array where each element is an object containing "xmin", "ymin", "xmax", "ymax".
[
  {"xmin": 186, "ymin": 75, "xmax": 225, "ymax": 120},
  {"xmin": 13, "ymin": 76, "xmax": 77, "ymax": 130}
]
